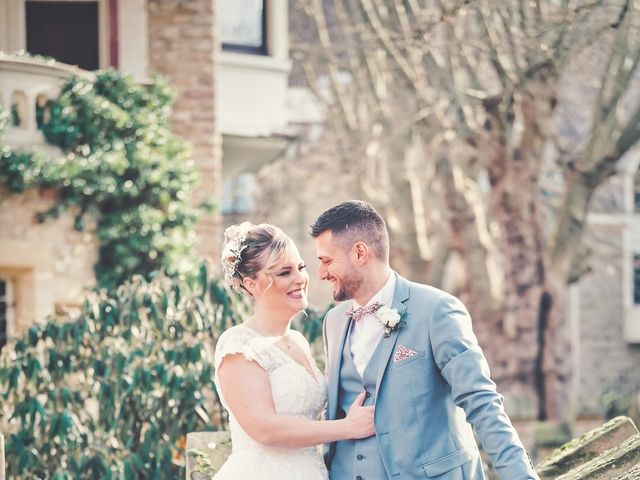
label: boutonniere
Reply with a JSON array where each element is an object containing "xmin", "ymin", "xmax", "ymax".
[{"xmin": 376, "ymin": 306, "xmax": 406, "ymax": 337}]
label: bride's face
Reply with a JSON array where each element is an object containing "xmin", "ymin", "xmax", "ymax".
[{"xmin": 251, "ymin": 244, "xmax": 309, "ymax": 314}]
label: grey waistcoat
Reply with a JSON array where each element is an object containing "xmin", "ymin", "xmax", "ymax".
[{"xmin": 330, "ymin": 323, "xmax": 388, "ymax": 480}]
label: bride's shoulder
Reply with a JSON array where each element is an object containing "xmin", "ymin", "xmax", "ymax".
[
  {"xmin": 216, "ymin": 324, "xmax": 281, "ymax": 355},
  {"xmin": 216, "ymin": 323, "xmax": 256, "ymax": 347},
  {"xmin": 214, "ymin": 324, "xmax": 260, "ymax": 365},
  {"xmin": 215, "ymin": 324, "xmax": 284, "ymax": 373}
]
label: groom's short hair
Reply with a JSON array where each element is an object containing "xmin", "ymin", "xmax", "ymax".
[{"xmin": 310, "ymin": 200, "xmax": 389, "ymax": 261}]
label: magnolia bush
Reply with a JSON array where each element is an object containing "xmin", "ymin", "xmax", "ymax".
[
  {"xmin": 0, "ymin": 264, "xmax": 241, "ymax": 479},
  {"xmin": 0, "ymin": 263, "xmax": 325, "ymax": 479}
]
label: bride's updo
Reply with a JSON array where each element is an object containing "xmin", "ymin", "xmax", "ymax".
[{"xmin": 221, "ymin": 222, "xmax": 292, "ymax": 295}]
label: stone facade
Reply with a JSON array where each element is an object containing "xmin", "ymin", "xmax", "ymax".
[
  {"xmin": 0, "ymin": 187, "xmax": 98, "ymax": 335},
  {"xmin": 573, "ymin": 221, "xmax": 640, "ymax": 415},
  {"xmin": 0, "ymin": 0, "xmax": 222, "ymax": 334},
  {"xmin": 147, "ymin": 0, "xmax": 221, "ymax": 260}
]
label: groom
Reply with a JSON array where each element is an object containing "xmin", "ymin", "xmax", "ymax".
[{"xmin": 311, "ymin": 200, "xmax": 539, "ymax": 480}]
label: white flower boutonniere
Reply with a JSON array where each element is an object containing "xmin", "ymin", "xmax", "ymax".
[{"xmin": 376, "ymin": 306, "xmax": 405, "ymax": 338}]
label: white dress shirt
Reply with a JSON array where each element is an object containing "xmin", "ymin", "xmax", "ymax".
[{"xmin": 349, "ymin": 272, "xmax": 396, "ymax": 377}]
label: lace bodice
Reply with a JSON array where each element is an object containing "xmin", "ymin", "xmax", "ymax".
[{"xmin": 213, "ymin": 324, "xmax": 329, "ymax": 479}]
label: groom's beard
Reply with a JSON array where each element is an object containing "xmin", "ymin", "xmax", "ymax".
[{"xmin": 333, "ymin": 271, "xmax": 363, "ymax": 302}]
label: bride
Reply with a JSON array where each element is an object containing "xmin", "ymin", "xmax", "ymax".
[{"xmin": 213, "ymin": 222, "xmax": 375, "ymax": 479}]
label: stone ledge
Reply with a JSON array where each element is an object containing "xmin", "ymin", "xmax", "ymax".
[
  {"xmin": 537, "ymin": 416, "xmax": 639, "ymax": 479},
  {"xmin": 185, "ymin": 431, "xmax": 232, "ymax": 479},
  {"xmin": 611, "ymin": 461, "xmax": 640, "ymax": 480},
  {"xmin": 556, "ymin": 433, "xmax": 640, "ymax": 479}
]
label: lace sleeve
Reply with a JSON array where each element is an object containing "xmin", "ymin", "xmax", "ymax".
[{"xmin": 214, "ymin": 326, "xmax": 283, "ymax": 375}]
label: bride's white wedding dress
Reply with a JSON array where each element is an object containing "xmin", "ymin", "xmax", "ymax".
[{"xmin": 213, "ymin": 324, "xmax": 329, "ymax": 479}]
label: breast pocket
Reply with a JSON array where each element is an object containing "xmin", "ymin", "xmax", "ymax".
[{"xmin": 392, "ymin": 350, "xmax": 426, "ymax": 369}]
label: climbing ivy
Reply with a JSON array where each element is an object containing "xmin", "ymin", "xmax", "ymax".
[{"xmin": 0, "ymin": 68, "xmax": 208, "ymax": 291}]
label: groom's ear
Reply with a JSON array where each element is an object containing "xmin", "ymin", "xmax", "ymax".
[{"xmin": 352, "ymin": 241, "xmax": 370, "ymax": 265}]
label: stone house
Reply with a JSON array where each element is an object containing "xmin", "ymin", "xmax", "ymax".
[
  {"xmin": 567, "ymin": 157, "xmax": 640, "ymax": 415},
  {"xmin": 0, "ymin": 0, "xmax": 295, "ymax": 346}
]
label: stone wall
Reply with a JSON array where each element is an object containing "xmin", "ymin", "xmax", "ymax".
[
  {"xmin": 0, "ymin": 187, "xmax": 98, "ymax": 332},
  {"xmin": 147, "ymin": 0, "xmax": 222, "ymax": 260}
]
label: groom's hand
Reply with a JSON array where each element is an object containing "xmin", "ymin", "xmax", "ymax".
[{"xmin": 345, "ymin": 390, "xmax": 376, "ymax": 439}]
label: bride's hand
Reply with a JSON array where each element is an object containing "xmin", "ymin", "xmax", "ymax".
[{"xmin": 344, "ymin": 390, "xmax": 375, "ymax": 439}]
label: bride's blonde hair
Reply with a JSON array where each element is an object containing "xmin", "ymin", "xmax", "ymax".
[{"xmin": 221, "ymin": 222, "xmax": 292, "ymax": 296}]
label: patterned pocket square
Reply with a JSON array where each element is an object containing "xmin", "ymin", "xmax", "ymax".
[{"xmin": 394, "ymin": 345, "xmax": 418, "ymax": 363}]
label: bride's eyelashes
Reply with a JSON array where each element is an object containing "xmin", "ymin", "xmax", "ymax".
[{"xmin": 276, "ymin": 264, "xmax": 307, "ymax": 277}]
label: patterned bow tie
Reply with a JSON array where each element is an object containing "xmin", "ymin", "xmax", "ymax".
[{"xmin": 348, "ymin": 301, "xmax": 383, "ymax": 322}]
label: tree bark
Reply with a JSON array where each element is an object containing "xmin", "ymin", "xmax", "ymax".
[{"xmin": 481, "ymin": 78, "xmax": 556, "ymax": 417}]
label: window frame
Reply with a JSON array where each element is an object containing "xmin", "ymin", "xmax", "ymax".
[
  {"xmin": 0, "ymin": 277, "xmax": 14, "ymax": 350},
  {"xmin": 220, "ymin": 0, "xmax": 268, "ymax": 55},
  {"xmin": 634, "ymin": 253, "xmax": 640, "ymax": 306}
]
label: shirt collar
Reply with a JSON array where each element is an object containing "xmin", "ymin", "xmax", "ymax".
[{"xmin": 352, "ymin": 271, "xmax": 396, "ymax": 310}]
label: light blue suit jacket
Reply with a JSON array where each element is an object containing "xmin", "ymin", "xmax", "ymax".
[{"xmin": 323, "ymin": 273, "xmax": 539, "ymax": 479}]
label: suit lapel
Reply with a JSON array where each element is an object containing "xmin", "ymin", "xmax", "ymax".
[
  {"xmin": 375, "ymin": 274, "xmax": 410, "ymax": 388},
  {"xmin": 327, "ymin": 305, "xmax": 353, "ymax": 420}
]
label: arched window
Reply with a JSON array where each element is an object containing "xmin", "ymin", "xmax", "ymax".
[
  {"xmin": 10, "ymin": 90, "xmax": 28, "ymax": 129},
  {"xmin": 35, "ymin": 93, "xmax": 50, "ymax": 129}
]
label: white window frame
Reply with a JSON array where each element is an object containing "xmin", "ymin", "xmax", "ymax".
[
  {"xmin": 622, "ymin": 155, "xmax": 640, "ymax": 342},
  {"xmin": 220, "ymin": 0, "xmax": 267, "ymax": 55}
]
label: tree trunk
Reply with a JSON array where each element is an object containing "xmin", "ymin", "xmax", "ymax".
[
  {"xmin": 480, "ymin": 81, "xmax": 556, "ymax": 418},
  {"xmin": 488, "ymin": 152, "xmax": 547, "ymax": 417}
]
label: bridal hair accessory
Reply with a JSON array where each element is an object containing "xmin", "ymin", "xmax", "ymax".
[{"xmin": 221, "ymin": 222, "xmax": 254, "ymax": 289}]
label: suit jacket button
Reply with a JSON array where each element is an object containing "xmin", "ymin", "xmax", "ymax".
[{"xmin": 357, "ymin": 454, "xmax": 364, "ymax": 460}]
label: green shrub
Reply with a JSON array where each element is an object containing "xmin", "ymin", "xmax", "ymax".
[{"xmin": 0, "ymin": 264, "xmax": 244, "ymax": 478}]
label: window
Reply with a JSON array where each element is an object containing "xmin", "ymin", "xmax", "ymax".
[
  {"xmin": 222, "ymin": 174, "xmax": 256, "ymax": 216},
  {"xmin": 0, "ymin": 279, "xmax": 13, "ymax": 350},
  {"xmin": 634, "ymin": 167, "xmax": 640, "ymax": 213},
  {"xmin": 10, "ymin": 91, "xmax": 28, "ymax": 128},
  {"xmin": 26, "ymin": 1, "xmax": 100, "ymax": 71},
  {"xmin": 635, "ymin": 254, "xmax": 640, "ymax": 305},
  {"xmin": 219, "ymin": 0, "xmax": 266, "ymax": 54}
]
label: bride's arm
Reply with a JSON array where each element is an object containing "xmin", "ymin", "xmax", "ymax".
[{"xmin": 218, "ymin": 353, "xmax": 374, "ymax": 449}]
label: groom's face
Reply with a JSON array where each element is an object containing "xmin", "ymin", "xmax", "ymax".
[{"xmin": 314, "ymin": 231, "xmax": 362, "ymax": 302}]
